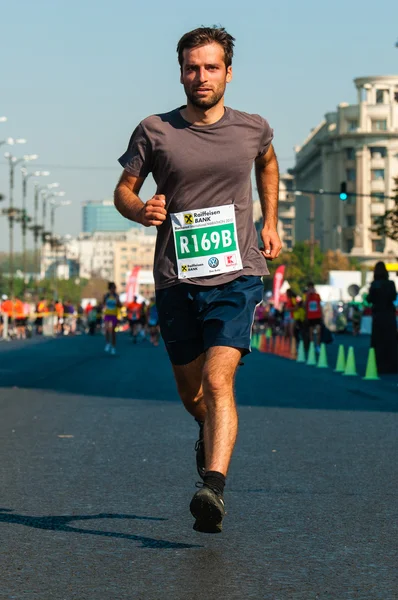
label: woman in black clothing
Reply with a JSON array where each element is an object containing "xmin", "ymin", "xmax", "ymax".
[{"xmin": 367, "ymin": 262, "xmax": 398, "ymax": 374}]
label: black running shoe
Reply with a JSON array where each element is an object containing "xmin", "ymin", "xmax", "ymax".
[
  {"xmin": 190, "ymin": 485, "xmax": 226, "ymax": 534},
  {"xmin": 195, "ymin": 421, "xmax": 206, "ymax": 480}
]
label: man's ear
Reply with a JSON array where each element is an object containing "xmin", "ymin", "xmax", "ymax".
[{"xmin": 226, "ymin": 66, "xmax": 233, "ymax": 84}]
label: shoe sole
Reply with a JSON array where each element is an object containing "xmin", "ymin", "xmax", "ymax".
[{"xmin": 190, "ymin": 489, "xmax": 224, "ymax": 534}]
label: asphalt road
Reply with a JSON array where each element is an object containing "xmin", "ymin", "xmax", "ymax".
[{"xmin": 0, "ymin": 332, "xmax": 397, "ymax": 599}]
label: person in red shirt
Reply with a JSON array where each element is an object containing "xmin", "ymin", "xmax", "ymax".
[
  {"xmin": 126, "ymin": 296, "xmax": 143, "ymax": 343},
  {"xmin": 305, "ymin": 282, "xmax": 322, "ymax": 350}
]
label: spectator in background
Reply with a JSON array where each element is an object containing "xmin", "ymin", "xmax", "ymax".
[
  {"xmin": 1, "ymin": 295, "xmax": 13, "ymax": 337},
  {"xmin": 367, "ymin": 261, "xmax": 397, "ymax": 374},
  {"xmin": 87, "ymin": 305, "xmax": 98, "ymax": 335},
  {"xmin": 305, "ymin": 282, "xmax": 322, "ymax": 352},
  {"xmin": 13, "ymin": 297, "xmax": 26, "ymax": 339},
  {"xmin": 284, "ymin": 288, "xmax": 296, "ymax": 339},
  {"xmin": 36, "ymin": 298, "xmax": 47, "ymax": 335}
]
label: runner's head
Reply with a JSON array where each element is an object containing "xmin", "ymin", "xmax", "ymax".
[
  {"xmin": 177, "ymin": 27, "xmax": 234, "ymax": 110},
  {"xmin": 108, "ymin": 281, "xmax": 116, "ymax": 293},
  {"xmin": 307, "ymin": 282, "xmax": 315, "ymax": 292}
]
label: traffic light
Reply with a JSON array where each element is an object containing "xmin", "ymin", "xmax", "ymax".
[{"xmin": 339, "ymin": 182, "xmax": 348, "ymax": 201}]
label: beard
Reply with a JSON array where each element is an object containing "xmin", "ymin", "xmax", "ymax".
[{"xmin": 184, "ymin": 82, "xmax": 226, "ymax": 110}]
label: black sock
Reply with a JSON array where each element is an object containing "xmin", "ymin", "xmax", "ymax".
[
  {"xmin": 195, "ymin": 419, "xmax": 204, "ymax": 437},
  {"xmin": 203, "ymin": 471, "xmax": 226, "ymax": 496}
]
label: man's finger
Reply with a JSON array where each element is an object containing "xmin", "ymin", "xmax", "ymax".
[
  {"xmin": 153, "ymin": 194, "xmax": 166, "ymax": 204},
  {"xmin": 146, "ymin": 211, "xmax": 166, "ymax": 221},
  {"xmin": 147, "ymin": 199, "xmax": 167, "ymax": 208}
]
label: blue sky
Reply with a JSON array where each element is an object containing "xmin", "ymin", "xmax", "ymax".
[{"xmin": 1, "ymin": 0, "xmax": 397, "ymax": 250}]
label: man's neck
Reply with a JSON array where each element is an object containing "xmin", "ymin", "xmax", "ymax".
[{"xmin": 180, "ymin": 101, "xmax": 226, "ymax": 126}]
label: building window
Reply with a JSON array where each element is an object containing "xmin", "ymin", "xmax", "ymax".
[
  {"xmin": 371, "ymin": 193, "xmax": 384, "ymax": 203},
  {"xmin": 346, "ymin": 238, "xmax": 354, "ymax": 253},
  {"xmin": 371, "ymin": 169, "xmax": 385, "ymax": 181},
  {"xmin": 371, "ymin": 239, "xmax": 384, "ymax": 253},
  {"xmin": 376, "ymin": 89, "xmax": 388, "ymax": 104},
  {"xmin": 346, "ymin": 215, "xmax": 355, "ymax": 227},
  {"xmin": 371, "ymin": 120, "xmax": 387, "ymax": 131},
  {"xmin": 346, "ymin": 168, "xmax": 356, "ymax": 181},
  {"xmin": 347, "ymin": 120, "xmax": 358, "ymax": 132},
  {"xmin": 370, "ymin": 147, "xmax": 387, "ymax": 158},
  {"xmin": 345, "ymin": 148, "xmax": 355, "ymax": 160}
]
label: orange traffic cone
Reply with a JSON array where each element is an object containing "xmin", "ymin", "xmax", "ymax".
[
  {"xmin": 290, "ymin": 336, "xmax": 297, "ymax": 360},
  {"xmin": 274, "ymin": 336, "xmax": 281, "ymax": 355},
  {"xmin": 282, "ymin": 338, "xmax": 290, "ymax": 358}
]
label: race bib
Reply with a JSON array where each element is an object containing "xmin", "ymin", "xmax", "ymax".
[
  {"xmin": 309, "ymin": 301, "xmax": 318, "ymax": 312},
  {"xmin": 171, "ymin": 205, "xmax": 243, "ymax": 279}
]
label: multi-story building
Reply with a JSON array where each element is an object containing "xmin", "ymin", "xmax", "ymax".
[
  {"xmin": 41, "ymin": 229, "xmax": 157, "ymax": 295},
  {"xmin": 294, "ymin": 75, "xmax": 398, "ymax": 263},
  {"xmin": 82, "ymin": 199, "xmax": 142, "ymax": 233},
  {"xmin": 253, "ymin": 173, "xmax": 296, "ymax": 250}
]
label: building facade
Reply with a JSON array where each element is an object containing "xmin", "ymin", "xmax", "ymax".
[
  {"xmin": 294, "ymin": 75, "xmax": 398, "ymax": 263},
  {"xmin": 41, "ymin": 229, "xmax": 157, "ymax": 295},
  {"xmin": 253, "ymin": 173, "xmax": 296, "ymax": 250},
  {"xmin": 82, "ymin": 199, "xmax": 142, "ymax": 233}
]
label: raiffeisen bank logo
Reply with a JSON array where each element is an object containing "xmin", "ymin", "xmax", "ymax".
[{"xmin": 183, "ymin": 209, "xmax": 221, "ymax": 225}]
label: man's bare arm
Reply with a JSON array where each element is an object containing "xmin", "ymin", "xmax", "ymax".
[
  {"xmin": 114, "ymin": 171, "xmax": 167, "ymax": 227},
  {"xmin": 255, "ymin": 144, "xmax": 282, "ymax": 260}
]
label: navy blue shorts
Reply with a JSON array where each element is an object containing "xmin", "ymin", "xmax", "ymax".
[{"xmin": 156, "ymin": 275, "xmax": 264, "ymax": 366}]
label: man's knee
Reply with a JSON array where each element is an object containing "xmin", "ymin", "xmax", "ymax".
[
  {"xmin": 202, "ymin": 370, "xmax": 232, "ymax": 398},
  {"xmin": 178, "ymin": 385, "xmax": 204, "ymax": 408}
]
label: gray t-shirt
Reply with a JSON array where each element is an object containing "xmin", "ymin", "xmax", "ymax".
[{"xmin": 118, "ymin": 106, "xmax": 273, "ymax": 289}]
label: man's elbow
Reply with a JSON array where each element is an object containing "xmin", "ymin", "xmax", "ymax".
[{"xmin": 114, "ymin": 184, "xmax": 123, "ymax": 212}]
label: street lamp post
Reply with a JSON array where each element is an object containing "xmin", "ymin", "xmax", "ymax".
[
  {"xmin": 33, "ymin": 182, "xmax": 59, "ymax": 279},
  {"xmin": 4, "ymin": 151, "xmax": 37, "ymax": 296},
  {"xmin": 42, "ymin": 189, "xmax": 64, "ymax": 232},
  {"xmin": 50, "ymin": 200, "xmax": 71, "ymax": 299},
  {"xmin": 21, "ymin": 169, "xmax": 50, "ymax": 285}
]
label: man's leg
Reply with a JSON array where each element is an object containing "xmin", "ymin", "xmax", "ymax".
[
  {"xmin": 202, "ymin": 346, "xmax": 242, "ymax": 477},
  {"xmin": 172, "ymin": 353, "xmax": 206, "ymax": 422}
]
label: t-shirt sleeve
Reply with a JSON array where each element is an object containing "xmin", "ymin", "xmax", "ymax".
[
  {"xmin": 257, "ymin": 118, "xmax": 274, "ymax": 157},
  {"xmin": 118, "ymin": 123, "xmax": 152, "ymax": 178}
]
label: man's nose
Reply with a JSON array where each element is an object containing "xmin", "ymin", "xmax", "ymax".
[{"xmin": 196, "ymin": 67, "xmax": 208, "ymax": 83}]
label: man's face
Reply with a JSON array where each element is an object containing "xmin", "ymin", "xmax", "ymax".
[{"xmin": 180, "ymin": 42, "xmax": 232, "ymax": 110}]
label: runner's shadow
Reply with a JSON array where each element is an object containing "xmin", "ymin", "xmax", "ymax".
[{"xmin": 0, "ymin": 508, "xmax": 200, "ymax": 549}]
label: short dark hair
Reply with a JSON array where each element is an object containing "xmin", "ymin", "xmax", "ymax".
[
  {"xmin": 373, "ymin": 261, "xmax": 389, "ymax": 281},
  {"xmin": 108, "ymin": 281, "xmax": 116, "ymax": 290},
  {"xmin": 307, "ymin": 282, "xmax": 314, "ymax": 288},
  {"xmin": 177, "ymin": 26, "xmax": 235, "ymax": 69}
]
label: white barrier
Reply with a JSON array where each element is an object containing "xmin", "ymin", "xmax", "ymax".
[
  {"xmin": 2, "ymin": 314, "xmax": 9, "ymax": 341},
  {"xmin": 360, "ymin": 315, "xmax": 372, "ymax": 335}
]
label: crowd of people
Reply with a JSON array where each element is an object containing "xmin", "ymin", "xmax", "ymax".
[
  {"xmin": 253, "ymin": 262, "xmax": 398, "ymax": 374},
  {"xmin": 254, "ymin": 281, "xmax": 326, "ymax": 353},
  {"xmin": 0, "ymin": 283, "xmax": 160, "ymax": 349}
]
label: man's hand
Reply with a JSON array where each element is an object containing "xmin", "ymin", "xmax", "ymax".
[
  {"xmin": 260, "ymin": 226, "xmax": 282, "ymax": 260},
  {"xmin": 138, "ymin": 194, "xmax": 167, "ymax": 227}
]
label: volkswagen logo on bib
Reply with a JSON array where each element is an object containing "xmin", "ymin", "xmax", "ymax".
[{"xmin": 208, "ymin": 257, "xmax": 219, "ymax": 268}]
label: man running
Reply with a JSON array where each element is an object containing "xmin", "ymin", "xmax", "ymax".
[
  {"xmin": 126, "ymin": 295, "xmax": 143, "ymax": 343},
  {"xmin": 114, "ymin": 26, "xmax": 281, "ymax": 533},
  {"xmin": 146, "ymin": 297, "xmax": 160, "ymax": 346},
  {"xmin": 103, "ymin": 282, "xmax": 121, "ymax": 355}
]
